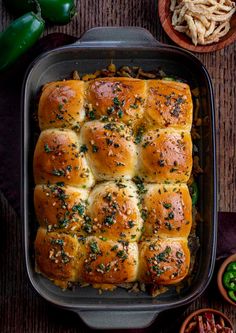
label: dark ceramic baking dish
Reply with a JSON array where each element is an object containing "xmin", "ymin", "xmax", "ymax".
[{"xmin": 21, "ymin": 27, "xmax": 217, "ymax": 330}]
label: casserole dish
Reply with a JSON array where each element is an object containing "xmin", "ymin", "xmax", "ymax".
[{"xmin": 22, "ymin": 27, "xmax": 217, "ymax": 330}]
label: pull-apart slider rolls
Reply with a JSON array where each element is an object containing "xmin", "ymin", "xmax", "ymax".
[
  {"xmin": 142, "ymin": 183, "xmax": 192, "ymax": 238},
  {"xmin": 34, "ymin": 128, "xmax": 94, "ymax": 188},
  {"xmin": 139, "ymin": 237, "xmax": 190, "ymax": 285},
  {"xmin": 34, "ymin": 76, "xmax": 194, "ymax": 291},
  {"xmin": 87, "ymin": 181, "xmax": 143, "ymax": 242},
  {"xmin": 38, "ymin": 80, "xmax": 85, "ymax": 131},
  {"xmin": 139, "ymin": 129, "xmax": 192, "ymax": 183},
  {"xmin": 80, "ymin": 120, "xmax": 137, "ymax": 180}
]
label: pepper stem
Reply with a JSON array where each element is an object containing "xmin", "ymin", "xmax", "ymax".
[{"xmin": 29, "ymin": 0, "xmax": 42, "ymax": 18}]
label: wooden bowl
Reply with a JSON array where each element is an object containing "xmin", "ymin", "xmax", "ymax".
[
  {"xmin": 217, "ymin": 253, "xmax": 236, "ymax": 307},
  {"xmin": 158, "ymin": 0, "xmax": 236, "ymax": 53},
  {"xmin": 179, "ymin": 308, "xmax": 234, "ymax": 333}
]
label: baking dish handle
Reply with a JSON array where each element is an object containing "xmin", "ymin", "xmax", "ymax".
[
  {"xmin": 76, "ymin": 309, "xmax": 159, "ymax": 329},
  {"xmin": 77, "ymin": 27, "xmax": 161, "ymax": 47}
]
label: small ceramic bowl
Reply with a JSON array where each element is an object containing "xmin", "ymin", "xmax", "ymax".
[
  {"xmin": 158, "ymin": 0, "xmax": 236, "ymax": 53},
  {"xmin": 179, "ymin": 308, "xmax": 234, "ymax": 333},
  {"xmin": 217, "ymin": 253, "xmax": 236, "ymax": 307}
]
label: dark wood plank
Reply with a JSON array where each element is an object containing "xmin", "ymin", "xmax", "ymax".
[{"xmin": 0, "ymin": 0, "xmax": 235, "ymax": 332}]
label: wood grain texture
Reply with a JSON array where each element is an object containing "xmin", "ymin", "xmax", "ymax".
[{"xmin": 0, "ymin": 0, "xmax": 235, "ymax": 332}]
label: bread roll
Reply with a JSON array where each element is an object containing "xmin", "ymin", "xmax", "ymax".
[
  {"xmin": 142, "ymin": 183, "xmax": 192, "ymax": 238},
  {"xmin": 87, "ymin": 180, "xmax": 143, "ymax": 241},
  {"xmin": 81, "ymin": 236, "xmax": 138, "ymax": 283},
  {"xmin": 35, "ymin": 227, "xmax": 83, "ymax": 284},
  {"xmin": 86, "ymin": 77, "xmax": 146, "ymax": 126},
  {"xmin": 38, "ymin": 80, "xmax": 85, "ymax": 130},
  {"xmin": 145, "ymin": 80, "xmax": 192, "ymax": 130},
  {"xmin": 139, "ymin": 237, "xmax": 190, "ymax": 285},
  {"xmin": 80, "ymin": 120, "xmax": 137, "ymax": 180},
  {"xmin": 33, "ymin": 128, "xmax": 94, "ymax": 187},
  {"xmin": 139, "ymin": 129, "xmax": 192, "ymax": 183},
  {"xmin": 34, "ymin": 77, "xmax": 194, "ymax": 290},
  {"xmin": 34, "ymin": 184, "xmax": 88, "ymax": 233}
]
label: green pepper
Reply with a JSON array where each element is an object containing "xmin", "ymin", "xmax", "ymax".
[
  {"xmin": 162, "ymin": 77, "xmax": 176, "ymax": 81},
  {"xmin": 226, "ymin": 262, "xmax": 236, "ymax": 272},
  {"xmin": 223, "ymin": 271, "xmax": 236, "ymax": 291},
  {"xmin": 228, "ymin": 290, "xmax": 236, "ymax": 302},
  {"xmin": 189, "ymin": 182, "xmax": 198, "ymax": 206},
  {"xmin": 0, "ymin": 12, "xmax": 45, "ymax": 72},
  {"xmin": 4, "ymin": 0, "xmax": 76, "ymax": 25}
]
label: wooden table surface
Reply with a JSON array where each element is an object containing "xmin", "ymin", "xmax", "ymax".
[{"xmin": 0, "ymin": 1, "xmax": 235, "ymax": 332}]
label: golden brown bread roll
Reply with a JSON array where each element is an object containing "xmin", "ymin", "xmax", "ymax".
[
  {"xmin": 80, "ymin": 120, "xmax": 137, "ymax": 180},
  {"xmin": 33, "ymin": 128, "xmax": 94, "ymax": 187},
  {"xmin": 34, "ymin": 77, "xmax": 194, "ymax": 290},
  {"xmin": 85, "ymin": 77, "xmax": 146, "ymax": 126},
  {"xmin": 38, "ymin": 80, "xmax": 85, "ymax": 130},
  {"xmin": 80, "ymin": 236, "xmax": 138, "ymax": 283},
  {"xmin": 139, "ymin": 237, "xmax": 190, "ymax": 285},
  {"xmin": 35, "ymin": 227, "xmax": 83, "ymax": 284},
  {"xmin": 34, "ymin": 184, "xmax": 88, "ymax": 233},
  {"xmin": 139, "ymin": 129, "xmax": 192, "ymax": 183},
  {"xmin": 145, "ymin": 80, "xmax": 193, "ymax": 130},
  {"xmin": 86, "ymin": 181, "xmax": 143, "ymax": 241},
  {"xmin": 142, "ymin": 184, "xmax": 192, "ymax": 238}
]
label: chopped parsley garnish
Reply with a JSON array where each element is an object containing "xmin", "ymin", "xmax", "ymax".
[
  {"xmin": 72, "ymin": 203, "xmax": 85, "ymax": 216},
  {"xmin": 107, "ymin": 106, "xmax": 115, "ymax": 115},
  {"xmin": 141, "ymin": 209, "xmax": 148, "ymax": 221},
  {"xmin": 98, "ymin": 263, "xmax": 105, "ymax": 270},
  {"xmin": 155, "ymin": 246, "xmax": 171, "ymax": 262},
  {"xmin": 89, "ymin": 241, "xmax": 100, "ymax": 254},
  {"xmin": 56, "ymin": 182, "xmax": 65, "ymax": 187},
  {"xmin": 113, "ymin": 97, "xmax": 121, "ymax": 106},
  {"xmin": 168, "ymin": 212, "xmax": 174, "ymax": 219},
  {"xmin": 44, "ymin": 144, "xmax": 52, "ymax": 153},
  {"xmin": 117, "ymin": 109, "xmax": 123, "ymax": 118},
  {"xmin": 59, "ymin": 218, "xmax": 69, "ymax": 228},
  {"xmin": 106, "ymin": 138, "xmax": 113, "ymax": 146},
  {"xmin": 130, "ymin": 103, "xmax": 138, "ymax": 109},
  {"xmin": 51, "ymin": 239, "xmax": 64, "ymax": 246},
  {"xmin": 58, "ymin": 103, "xmax": 64, "ymax": 111},
  {"xmin": 163, "ymin": 203, "xmax": 172, "ymax": 209},
  {"xmin": 86, "ymin": 110, "xmax": 96, "ymax": 120},
  {"xmin": 128, "ymin": 220, "xmax": 135, "ymax": 228},
  {"xmin": 56, "ymin": 114, "xmax": 64, "ymax": 120},
  {"xmin": 134, "ymin": 126, "xmax": 145, "ymax": 144},
  {"xmin": 165, "ymin": 222, "xmax": 172, "ymax": 230},
  {"xmin": 133, "ymin": 176, "xmax": 147, "ymax": 195},
  {"xmin": 92, "ymin": 145, "xmax": 99, "ymax": 153},
  {"xmin": 80, "ymin": 144, "xmax": 88, "ymax": 153},
  {"xmin": 104, "ymin": 215, "xmax": 115, "ymax": 226},
  {"xmin": 52, "ymin": 169, "xmax": 65, "ymax": 177},
  {"xmin": 116, "ymin": 250, "xmax": 128, "ymax": 260},
  {"xmin": 176, "ymin": 251, "xmax": 183, "ymax": 258},
  {"xmin": 111, "ymin": 245, "xmax": 118, "ymax": 251}
]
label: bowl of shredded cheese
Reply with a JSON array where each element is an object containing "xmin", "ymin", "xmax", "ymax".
[{"xmin": 158, "ymin": 0, "xmax": 236, "ymax": 52}]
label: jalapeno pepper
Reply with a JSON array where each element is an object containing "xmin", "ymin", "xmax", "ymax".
[
  {"xmin": 228, "ymin": 290, "xmax": 236, "ymax": 302},
  {"xmin": 4, "ymin": 0, "xmax": 76, "ymax": 25},
  {"xmin": 0, "ymin": 12, "xmax": 45, "ymax": 71},
  {"xmin": 226, "ymin": 262, "xmax": 236, "ymax": 272},
  {"xmin": 189, "ymin": 182, "xmax": 198, "ymax": 206},
  {"xmin": 223, "ymin": 271, "xmax": 236, "ymax": 291}
]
